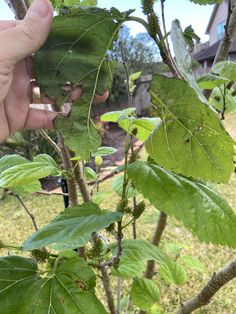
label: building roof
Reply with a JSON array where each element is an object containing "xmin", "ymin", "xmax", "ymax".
[{"xmin": 193, "ymin": 36, "xmax": 236, "ymax": 62}]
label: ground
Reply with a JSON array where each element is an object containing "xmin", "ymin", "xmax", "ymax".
[{"xmin": 0, "ymin": 113, "xmax": 236, "ymax": 313}]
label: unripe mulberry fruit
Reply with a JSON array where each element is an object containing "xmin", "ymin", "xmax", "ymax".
[
  {"xmin": 95, "ymin": 156, "xmax": 103, "ymax": 166},
  {"xmin": 133, "ymin": 201, "xmax": 146, "ymax": 219},
  {"xmin": 148, "ymin": 13, "xmax": 159, "ymax": 37},
  {"xmin": 141, "ymin": 0, "xmax": 154, "ymax": 14},
  {"xmin": 31, "ymin": 248, "xmax": 50, "ymax": 263}
]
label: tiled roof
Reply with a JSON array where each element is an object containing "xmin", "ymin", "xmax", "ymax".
[{"xmin": 193, "ymin": 37, "xmax": 236, "ymax": 62}]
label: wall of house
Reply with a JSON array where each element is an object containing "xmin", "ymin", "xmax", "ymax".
[{"xmin": 209, "ymin": 0, "xmax": 228, "ymax": 46}]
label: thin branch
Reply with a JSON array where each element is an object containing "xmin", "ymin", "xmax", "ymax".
[
  {"xmin": 36, "ymin": 191, "xmax": 69, "ymax": 196},
  {"xmin": 176, "ymin": 258, "xmax": 236, "ymax": 314},
  {"xmin": 5, "ymin": 0, "xmax": 27, "ymax": 19},
  {"xmin": 38, "ymin": 130, "xmax": 62, "ymax": 158},
  {"xmin": 15, "ymin": 194, "xmax": 38, "ymax": 231},
  {"xmin": 160, "ymin": 0, "xmax": 180, "ymax": 78},
  {"xmin": 204, "ymin": 1, "xmax": 236, "ymax": 98},
  {"xmin": 71, "ymin": 158, "xmax": 91, "ymax": 202},
  {"xmin": 145, "ymin": 211, "xmax": 168, "ymax": 279},
  {"xmin": 117, "ymin": 278, "xmax": 122, "ymax": 314},
  {"xmin": 100, "ymin": 265, "xmax": 116, "ymax": 314}
]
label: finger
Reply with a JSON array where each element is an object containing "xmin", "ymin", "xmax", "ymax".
[
  {"xmin": 0, "ymin": 20, "xmax": 19, "ymax": 31},
  {"xmin": 0, "ymin": 0, "xmax": 53, "ymax": 65},
  {"xmin": 23, "ymin": 108, "xmax": 57, "ymax": 130}
]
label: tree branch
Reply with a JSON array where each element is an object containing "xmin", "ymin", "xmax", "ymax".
[
  {"xmin": 100, "ymin": 265, "xmax": 116, "ymax": 314},
  {"xmin": 15, "ymin": 194, "xmax": 38, "ymax": 231},
  {"xmin": 145, "ymin": 211, "xmax": 167, "ymax": 279},
  {"xmin": 176, "ymin": 258, "xmax": 236, "ymax": 314},
  {"xmin": 213, "ymin": 0, "xmax": 236, "ymax": 65},
  {"xmin": 38, "ymin": 130, "xmax": 62, "ymax": 158},
  {"xmin": 5, "ymin": 0, "xmax": 27, "ymax": 19}
]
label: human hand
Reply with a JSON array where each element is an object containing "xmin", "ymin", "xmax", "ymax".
[
  {"xmin": 0, "ymin": 0, "xmax": 55, "ymax": 142},
  {"xmin": 0, "ymin": 0, "xmax": 108, "ymax": 143}
]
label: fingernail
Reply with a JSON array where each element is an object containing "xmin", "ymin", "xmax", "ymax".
[{"xmin": 29, "ymin": 0, "xmax": 51, "ymax": 18}]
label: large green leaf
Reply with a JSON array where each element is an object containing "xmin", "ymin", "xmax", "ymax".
[
  {"xmin": 111, "ymin": 239, "xmax": 172, "ymax": 278},
  {"xmin": 197, "ymin": 74, "xmax": 229, "ymax": 89},
  {"xmin": 35, "ymin": 8, "xmax": 124, "ymax": 159},
  {"xmin": 0, "ymin": 154, "xmax": 27, "ymax": 173},
  {"xmin": 131, "ymin": 278, "xmax": 160, "ymax": 311},
  {"xmin": 171, "ymin": 20, "xmax": 206, "ymax": 102},
  {"xmin": 0, "ymin": 256, "xmax": 107, "ymax": 314},
  {"xmin": 212, "ymin": 61, "xmax": 236, "ymax": 81},
  {"xmin": 128, "ymin": 162, "xmax": 236, "ymax": 247},
  {"xmin": 0, "ymin": 154, "xmax": 59, "ymax": 189},
  {"xmin": 101, "ymin": 107, "xmax": 136, "ymax": 122},
  {"xmin": 145, "ymin": 75, "xmax": 234, "ymax": 183},
  {"xmin": 23, "ymin": 202, "xmax": 122, "ymax": 250}
]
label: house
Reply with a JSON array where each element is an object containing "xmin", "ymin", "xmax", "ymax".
[{"xmin": 193, "ymin": 0, "xmax": 236, "ymax": 76}]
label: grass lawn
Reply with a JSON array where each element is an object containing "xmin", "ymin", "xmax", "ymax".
[{"xmin": 0, "ymin": 113, "xmax": 236, "ymax": 313}]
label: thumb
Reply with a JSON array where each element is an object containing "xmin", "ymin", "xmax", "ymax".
[{"xmin": 0, "ymin": 0, "xmax": 53, "ymax": 65}]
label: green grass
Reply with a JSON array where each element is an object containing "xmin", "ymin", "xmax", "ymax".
[{"xmin": 0, "ymin": 113, "xmax": 236, "ymax": 313}]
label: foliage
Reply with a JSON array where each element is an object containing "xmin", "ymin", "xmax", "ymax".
[
  {"xmin": 0, "ymin": 255, "xmax": 106, "ymax": 314},
  {"xmin": 128, "ymin": 161, "xmax": 236, "ymax": 247},
  {"xmin": 145, "ymin": 75, "xmax": 234, "ymax": 183},
  {"xmin": 1, "ymin": 1, "xmax": 236, "ymax": 313}
]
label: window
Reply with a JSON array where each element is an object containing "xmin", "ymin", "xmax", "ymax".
[{"xmin": 217, "ymin": 21, "xmax": 226, "ymax": 40}]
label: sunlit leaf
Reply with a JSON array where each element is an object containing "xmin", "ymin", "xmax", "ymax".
[
  {"xmin": 145, "ymin": 75, "xmax": 234, "ymax": 183},
  {"xmin": 128, "ymin": 162, "xmax": 236, "ymax": 248}
]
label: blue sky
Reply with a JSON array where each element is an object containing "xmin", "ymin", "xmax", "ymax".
[{"xmin": 0, "ymin": 0, "xmax": 213, "ymax": 42}]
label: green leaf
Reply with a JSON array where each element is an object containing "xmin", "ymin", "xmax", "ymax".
[
  {"xmin": 160, "ymin": 260, "xmax": 187, "ymax": 286},
  {"xmin": 101, "ymin": 107, "xmax": 136, "ymax": 122},
  {"xmin": 179, "ymin": 255, "xmax": 206, "ymax": 273},
  {"xmin": 111, "ymin": 239, "xmax": 170, "ymax": 278},
  {"xmin": 131, "ymin": 278, "xmax": 160, "ymax": 311},
  {"xmin": 23, "ymin": 202, "xmax": 122, "ymax": 250},
  {"xmin": 210, "ymin": 86, "xmax": 236, "ymax": 113},
  {"xmin": 0, "ymin": 155, "xmax": 58, "ymax": 189},
  {"xmin": 85, "ymin": 166, "xmax": 97, "ymax": 180},
  {"xmin": 212, "ymin": 61, "xmax": 236, "ymax": 81},
  {"xmin": 119, "ymin": 117, "xmax": 162, "ymax": 141},
  {"xmin": 112, "ymin": 175, "xmax": 136, "ymax": 198},
  {"xmin": 171, "ymin": 20, "xmax": 206, "ymax": 102},
  {"xmin": 183, "ymin": 25, "xmax": 200, "ymax": 49},
  {"xmin": 189, "ymin": 0, "xmax": 222, "ymax": 4},
  {"xmin": 145, "ymin": 75, "xmax": 234, "ymax": 183},
  {"xmin": 197, "ymin": 74, "xmax": 229, "ymax": 89},
  {"xmin": 33, "ymin": 154, "xmax": 58, "ymax": 169},
  {"xmin": 0, "ymin": 255, "xmax": 107, "ymax": 314},
  {"xmin": 129, "ymin": 71, "xmax": 142, "ymax": 82},
  {"xmin": 92, "ymin": 146, "xmax": 117, "ymax": 157},
  {"xmin": 0, "ymin": 154, "xmax": 28, "ymax": 173},
  {"xmin": 128, "ymin": 162, "xmax": 236, "ymax": 248},
  {"xmin": 35, "ymin": 8, "xmax": 123, "ymax": 159}
]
